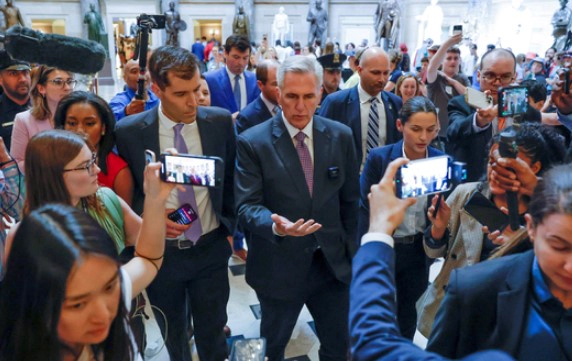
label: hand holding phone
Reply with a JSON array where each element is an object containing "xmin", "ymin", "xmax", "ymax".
[
  {"xmin": 466, "ymin": 87, "xmax": 493, "ymax": 109},
  {"xmin": 463, "ymin": 191, "xmax": 509, "ymax": 233},
  {"xmin": 452, "ymin": 25, "xmax": 462, "ymax": 36},
  {"xmin": 167, "ymin": 203, "xmax": 198, "ymax": 225}
]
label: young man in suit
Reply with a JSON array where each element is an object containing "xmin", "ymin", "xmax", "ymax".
[
  {"xmin": 204, "ymin": 34, "xmax": 260, "ymax": 117},
  {"xmin": 115, "ymin": 46, "xmax": 235, "ymax": 361},
  {"xmin": 235, "ymin": 55, "xmax": 359, "ymax": 360},
  {"xmin": 318, "ymin": 47, "xmax": 402, "ymax": 170},
  {"xmin": 235, "ymin": 59, "xmax": 280, "ymax": 134},
  {"xmin": 351, "ymin": 157, "xmax": 515, "ymax": 361}
]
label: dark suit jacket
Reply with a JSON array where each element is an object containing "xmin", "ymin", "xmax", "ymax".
[
  {"xmin": 235, "ymin": 95, "xmax": 274, "ymax": 135},
  {"xmin": 235, "ymin": 114, "xmax": 360, "ymax": 300},
  {"xmin": 318, "ymin": 86, "xmax": 403, "ymax": 164},
  {"xmin": 350, "ymin": 241, "xmax": 515, "ymax": 361},
  {"xmin": 357, "ymin": 140, "xmax": 445, "ymax": 239},
  {"xmin": 427, "ymin": 250, "xmax": 535, "ymax": 359},
  {"xmin": 446, "ymin": 95, "xmax": 541, "ymax": 182},
  {"xmin": 204, "ymin": 68, "xmax": 260, "ymax": 113},
  {"xmin": 115, "ymin": 106, "xmax": 236, "ymax": 235}
]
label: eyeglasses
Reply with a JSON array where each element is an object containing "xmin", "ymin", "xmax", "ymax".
[
  {"xmin": 481, "ymin": 72, "xmax": 514, "ymax": 84},
  {"xmin": 48, "ymin": 78, "xmax": 77, "ymax": 89},
  {"xmin": 63, "ymin": 153, "xmax": 98, "ymax": 176}
]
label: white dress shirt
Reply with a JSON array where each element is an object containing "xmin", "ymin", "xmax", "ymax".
[
  {"xmin": 157, "ymin": 103, "xmax": 219, "ymax": 237},
  {"xmin": 358, "ymin": 84, "xmax": 386, "ymax": 168},
  {"xmin": 226, "ymin": 67, "xmax": 247, "ymax": 110}
]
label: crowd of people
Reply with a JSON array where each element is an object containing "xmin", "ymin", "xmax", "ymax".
[{"xmin": 0, "ymin": 23, "xmax": 571, "ymax": 361}]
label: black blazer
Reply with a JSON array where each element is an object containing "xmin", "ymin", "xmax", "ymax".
[
  {"xmin": 318, "ymin": 86, "xmax": 403, "ymax": 164},
  {"xmin": 115, "ymin": 106, "xmax": 236, "ymax": 235},
  {"xmin": 427, "ymin": 250, "xmax": 535, "ymax": 358},
  {"xmin": 235, "ymin": 114, "xmax": 360, "ymax": 300},
  {"xmin": 446, "ymin": 95, "xmax": 541, "ymax": 182},
  {"xmin": 235, "ymin": 95, "xmax": 274, "ymax": 135}
]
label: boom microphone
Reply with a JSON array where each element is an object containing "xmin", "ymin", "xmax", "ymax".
[{"xmin": 0, "ymin": 25, "xmax": 106, "ymax": 74}]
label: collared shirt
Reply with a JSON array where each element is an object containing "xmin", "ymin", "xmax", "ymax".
[
  {"xmin": 393, "ymin": 143, "xmax": 428, "ymax": 238},
  {"xmin": 260, "ymin": 93, "xmax": 278, "ymax": 116},
  {"xmin": 0, "ymin": 93, "xmax": 29, "ymax": 150},
  {"xmin": 157, "ymin": 103, "xmax": 219, "ymax": 238},
  {"xmin": 518, "ymin": 257, "xmax": 572, "ymax": 361},
  {"xmin": 226, "ymin": 67, "xmax": 247, "ymax": 110},
  {"xmin": 109, "ymin": 88, "xmax": 159, "ymax": 121},
  {"xmin": 358, "ymin": 84, "xmax": 386, "ymax": 168},
  {"xmin": 282, "ymin": 112, "xmax": 314, "ymax": 164}
]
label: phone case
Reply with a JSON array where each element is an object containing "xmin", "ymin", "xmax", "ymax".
[
  {"xmin": 167, "ymin": 204, "xmax": 198, "ymax": 225},
  {"xmin": 465, "ymin": 88, "xmax": 492, "ymax": 109},
  {"xmin": 463, "ymin": 191, "xmax": 509, "ymax": 233}
]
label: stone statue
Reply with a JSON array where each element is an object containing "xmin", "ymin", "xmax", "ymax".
[
  {"xmin": 272, "ymin": 6, "xmax": 290, "ymax": 45},
  {"xmin": 232, "ymin": 6, "xmax": 250, "ymax": 40},
  {"xmin": 164, "ymin": 1, "xmax": 187, "ymax": 47},
  {"xmin": 553, "ymin": 0, "xmax": 572, "ymax": 51},
  {"xmin": 83, "ymin": 3, "xmax": 107, "ymax": 45},
  {"xmin": 374, "ymin": 0, "xmax": 400, "ymax": 50},
  {"xmin": 0, "ymin": 0, "xmax": 25, "ymax": 30},
  {"xmin": 416, "ymin": 0, "xmax": 444, "ymax": 45},
  {"xmin": 307, "ymin": 0, "xmax": 328, "ymax": 47}
]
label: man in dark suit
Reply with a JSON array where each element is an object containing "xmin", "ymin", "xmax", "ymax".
[
  {"xmin": 204, "ymin": 34, "xmax": 260, "ymax": 116},
  {"xmin": 318, "ymin": 47, "xmax": 402, "ymax": 169},
  {"xmin": 115, "ymin": 46, "xmax": 235, "ymax": 361},
  {"xmin": 447, "ymin": 48, "xmax": 541, "ymax": 182},
  {"xmin": 235, "ymin": 55, "xmax": 359, "ymax": 360},
  {"xmin": 235, "ymin": 59, "xmax": 280, "ymax": 134},
  {"xmin": 350, "ymin": 157, "xmax": 515, "ymax": 361}
]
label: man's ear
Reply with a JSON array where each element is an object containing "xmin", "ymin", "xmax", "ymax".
[
  {"xmin": 151, "ymin": 82, "xmax": 161, "ymax": 97},
  {"xmin": 525, "ymin": 213, "xmax": 536, "ymax": 242}
]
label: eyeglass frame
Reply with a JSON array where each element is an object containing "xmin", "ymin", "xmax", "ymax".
[
  {"xmin": 480, "ymin": 71, "xmax": 514, "ymax": 84},
  {"xmin": 62, "ymin": 152, "xmax": 98, "ymax": 176},
  {"xmin": 47, "ymin": 78, "xmax": 78, "ymax": 89}
]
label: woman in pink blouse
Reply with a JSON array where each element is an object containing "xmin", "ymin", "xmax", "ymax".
[{"xmin": 10, "ymin": 66, "xmax": 75, "ymax": 171}]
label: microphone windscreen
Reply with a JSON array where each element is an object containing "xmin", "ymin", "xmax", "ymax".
[{"xmin": 4, "ymin": 26, "xmax": 106, "ymax": 74}]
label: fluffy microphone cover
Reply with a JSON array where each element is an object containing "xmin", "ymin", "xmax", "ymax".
[{"xmin": 4, "ymin": 26, "xmax": 107, "ymax": 74}]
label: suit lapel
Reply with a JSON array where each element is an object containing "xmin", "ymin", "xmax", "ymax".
[
  {"xmin": 381, "ymin": 92, "xmax": 397, "ymax": 143},
  {"xmin": 219, "ymin": 69, "xmax": 237, "ymax": 110},
  {"xmin": 348, "ymin": 87, "xmax": 362, "ymax": 160},
  {"xmin": 141, "ymin": 108, "xmax": 161, "ymax": 159},
  {"xmin": 272, "ymin": 116, "xmax": 311, "ymax": 198},
  {"xmin": 492, "ymin": 251, "xmax": 534, "ymax": 354},
  {"xmin": 312, "ymin": 117, "xmax": 330, "ymax": 205},
  {"xmin": 196, "ymin": 107, "xmax": 215, "ymax": 156}
]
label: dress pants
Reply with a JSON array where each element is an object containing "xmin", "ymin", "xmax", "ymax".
[
  {"xmin": 257, "ymin": 249, "xmax": 349, "ymax": 361},
  {"xmin": 146, "ymin": 228, "xmax": 231, "ymax": 361},
  {"xmin": 394, "ymin": 236, "xmax": 430, "ymax": 339}
]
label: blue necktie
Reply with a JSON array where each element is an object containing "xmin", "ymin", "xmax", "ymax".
[
  {"xmin": 173, "ymin": 123, "xmax": 203, "ymax": 242},
  {"xmin": 233, "ymin": 74, "xmax": 242, "ymax": 110}
]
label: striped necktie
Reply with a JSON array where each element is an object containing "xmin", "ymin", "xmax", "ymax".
[{"xmin": 366, "ymin": 97, "xmax": 380, "ymax": 154}]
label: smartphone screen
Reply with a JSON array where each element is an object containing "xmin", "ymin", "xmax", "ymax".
[
  {"xmin": 498, "ymin": 86, "xmax": 528, "ymax": 117},
  {"xmin": 463, "ymin": 192, "xmax": 509, "ymax": 233},
  {"xmin": 168, "ymin": 203, "xmax": 198, "ymax": 225},
  {"xmin": 396, "ymin": 156, "xmax": 451, "ymax": 199},
  {"xmin": 452, "ymin": 25, "xmax": 462, "ymax": 35},
  {"xmin": 160, "ymin": 154, "xmax": 222, "ymax": 187}
]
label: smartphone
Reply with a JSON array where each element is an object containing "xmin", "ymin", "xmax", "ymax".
[
  {"xmin": 167, "ymin": 203, "xmax": 198, "ymax": 225},
  {"xmin": 144, "ymin": 149, "xmax": 156, "ymax": 165},
  {"xmin": 562, "ymin": 68, "xmax": 570, "ymax": 94},
  {"xmin": 463, "ymin": 191, "xmax": 509, "ymax": 233},
  {"xmin": 465, "ymin": 87, "xmax": 493, "ymax": 109},
  {"xmin": 230, "ymin": 338, "xmax": 266, "ymax": 361},
  {"xmin": 395, "ymin": 156, "xmax": 452, "ymax": 199},
  {"xmin": 452, "ymin": 25, "xmax": 463, "ymax": 35},
  {"xmin": 497, "ymin": 86, "xmax": 528, "ymax": 117},
  {"xmin": 160, "ymin": 153, "xmax": 223, "ymax": 187}
]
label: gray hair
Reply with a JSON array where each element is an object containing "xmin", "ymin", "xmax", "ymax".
[{"xmin": 277, "ymin": 55, "xmax": 323, "ymax": 90}]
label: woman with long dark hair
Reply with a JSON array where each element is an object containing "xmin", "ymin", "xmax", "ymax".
[{"xmin": 0, "ymin": 158, "xmax": 170, "ymax": 360}]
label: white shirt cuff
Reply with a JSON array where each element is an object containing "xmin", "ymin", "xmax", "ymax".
[
  {"xmin": 361, "ymin": 232, "xmax": 394, "ymax": 248},
  {"xmin": 272, "ymin": 223, "xmax": 285, "ymax": 237},
  {"xmin": 472, "ymin": 112, "xmax": 490, "ymax": 133}
]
